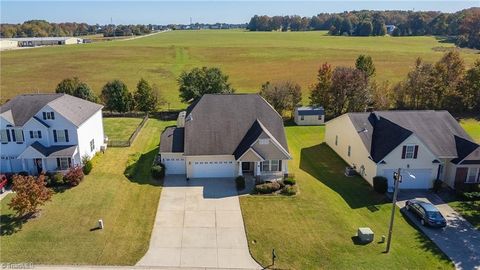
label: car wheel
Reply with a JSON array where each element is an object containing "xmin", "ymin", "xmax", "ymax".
[{"xmin": 420, "ymin": 219, "xmax": 425, "ymax": 226}]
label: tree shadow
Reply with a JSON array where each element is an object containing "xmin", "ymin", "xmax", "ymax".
[
  {"xmin": 0, "ymin": 214, "xmax": 25, "ymax": 236},
  {"xmin": 299, "ymin": 143, "xmax": 386, "ymax": 209}
]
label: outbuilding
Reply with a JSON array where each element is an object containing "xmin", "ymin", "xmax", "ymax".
[{"xmin": 294, "ymin": 106, "xmax": 324, "ymax": 126}]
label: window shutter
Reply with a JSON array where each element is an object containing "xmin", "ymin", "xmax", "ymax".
[
  {"xmin": 278, "ymin": 160, "xmax": 282, "ymax": 171},
  {"xmin": 65, "ymin": 129, "xmax": 69, "ymax": 142},
  {"xmin": 68, "ymin": 158, "xmax": 72, "ymax": 167},
  {"xmin": 401, "ymin": 146, "xmax": 406, "ymax": 159},
  {"xmin": 51, "ymin": 112, "xmax": 55, "ymax": 119},
  {"xmin": 11, "ymin": 130, "xmax": 16, "ymax": 142},
  {"xmin": 43, "ymin": 112, "xmax": 46, "ymax": 120},
  {"xmin": 414, "ymin": 145, "xmax": 419, "ymax": 159},
  {"xmin": 56, "ymin": 158, "xmax": 60, "ymax": 168},
  {"xmin": 30, "ymin": 131, "xmax": 33, "ymax": 138},
  {"xmin": 53, "ymin": 130, "xmax": 57, "ymax": 142},
  {"xmin": 6, "ymin": 130, "xmax": 10, "ymax": 142},
  {"xmin": 38, "ymin": 131, "xmax": 42, "ymax": 138}
]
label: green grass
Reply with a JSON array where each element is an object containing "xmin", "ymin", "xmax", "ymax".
[
  {"xmin": 0, "ymin": 119, "xmax": 175, "ymax": 265},
  {"xmin": 240, "ymin": 125, "xmax": 452, "ymax": 269},
  {"xmin": 2, "ymin": 30, "xmax": 479, "ymax": 108},
  {"xmin": 103, "ymin": 117, "xmax": 143, "ymax": 141},
  {"xmin": 460, "ymin": 118, "xmax": 480, "ymax": 143},
  {"xmin": 448, "ymin": 200, "xmax": 480, "ymax": 230}
]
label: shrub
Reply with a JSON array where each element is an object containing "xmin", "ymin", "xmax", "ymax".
[
  {"xmin": 52, "ymin": 172, "xmax": 65, "ymax": 186},
  {"xmin": 433, "ymin": 179, "xmax": 443, "ymax": 193},
  {"xmin": 83, "ymin": 160, "xmax": 93, "ymax": 175},
  {"xmin": 281, "ymin": 185, "xmax": 297, "ymax": 196},
  {"xmin": 373, "ymin": 176, "xmax": 388, "ymax": 194},
  {"xmin": 151, "ymin": 163, "xmax": 165, "ymax": 179},
  {"xmin": 64, "ymin": 166, "xmax": 84, "ymax": 186},
  {"xmin": 255, "ymin": 181, "xmax": 281, "ymax": 194},
  {"xmin": 235, "ymin": 176, "xmax": 245, "ymax": 190},
  {"xmin": 463, "ymin": 192, "xmax": 480, "ymax": 201},
  {"xmin": 284, "ymin": 177, "xmax": 296, "ymax": 186}
]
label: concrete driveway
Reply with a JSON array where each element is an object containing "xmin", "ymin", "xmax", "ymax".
[
  {"xmin": 137, "ymin": 175, "xmax": 262, "ymax": 269},
  {"xmin": 397, "ymin": 190, "xmax": 480, "ymax": 270}
]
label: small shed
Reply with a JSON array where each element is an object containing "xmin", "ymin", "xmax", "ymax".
[{"xmin": 294, "ymin": 106, "xmax": 324, "ymax": 126}]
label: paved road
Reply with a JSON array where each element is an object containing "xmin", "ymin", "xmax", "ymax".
[
  {"xmin": 137, "ymin": 176, "xmax": 261, "ymax": 270},
  {"xmin": 397, "ymin": 190, "xmax": 480, "ymax": 270}
]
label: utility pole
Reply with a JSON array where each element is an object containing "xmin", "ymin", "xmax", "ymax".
[{"xmin": 385, "ymin": 168, "xmax": 401, "ymax": 253}]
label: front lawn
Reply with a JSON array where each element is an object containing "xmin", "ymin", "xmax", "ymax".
[
  {"xmin": 103, "ymin": 117, "xmax": 144, "ymax": 141},
  {"xmin": 240, "ymin": 125, "xmax": 452, "ymax": 269},
  {"xmin": 448, "ymin": 200, "xmax": 480, "ymax": 229},
  {"xmin": 0, "ymin": 119, "xmax": 175, "ymax": 265}
]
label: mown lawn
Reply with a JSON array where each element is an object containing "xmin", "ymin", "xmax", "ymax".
[
  {"xmin": 0, "ymin": 119, "xmax": 175, "ymax": 265},
  {"xmin": 240, "ymin": 125, "xmax": 452, "ymax": 269},
  {"xmin": 2, "ymin": 30, "xmax": 479, "ymax": 108},
  {"xmin": 103, "ymin": 117, "xmax": 143, "ymax": 141},
  {"xmin": 448, "ymin": 201, "xmax": 480, "ymax": 230},
  {"xmin": 460, "ymin": 118, "xmax": 480, "ymax": 143}
]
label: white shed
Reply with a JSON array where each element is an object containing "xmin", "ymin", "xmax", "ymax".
[{"xmin": 294, "ymin": 106, "xmax": 325, "ymax": 126}]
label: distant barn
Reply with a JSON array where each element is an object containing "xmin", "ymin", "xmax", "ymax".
[{"xmin": 2, "ymin": 37, "xmax": 84, "ymax": 48}]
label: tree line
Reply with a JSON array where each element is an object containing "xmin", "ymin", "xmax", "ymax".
[
  {"xmin": 0, "ymin": 20, "xmax": 152, "ymax": 38},
  {"xmin": 247, "ymin": 8, "xmax": 480, "ymax": 49}
]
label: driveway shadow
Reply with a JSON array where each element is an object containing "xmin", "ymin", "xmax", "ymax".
[
  {"xmin": 163, "ymin": 176, "xmax": 239, "ymax": 199},
  {"xmin": 299, "ymin": 143, "xmax": 385, "ymax": 209}
]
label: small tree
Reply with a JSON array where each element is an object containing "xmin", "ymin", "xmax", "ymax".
[
  {"xmin": 134, "ymin": 78, "xmax": 158, "ymax": 113},
  {"xmin": 259, "ymin": 80, "xmax": 302, "ymax": 117},
  {"xmin": 355, "ymin": 55, "xmax": 376, "ymax": 78},
  {"xmin": 56, "ymin": 77, "xmax": 98, "ymax": 102},
  {"xmin": 8, "ymin": 174, "xmax": 53, "ymax": 218},
  {"xmin": 101, "ymin": 80, "xmax": 134, "ymax": 112},
  {"xmin": 74, "ymin": 82, "xmax": 98, "ymax": 102},
  {"xmin": 178, "ymin": 67, "xmax": 235, "ymax": 103},
  {"xmin": 309, "ymin": 63, "xmax": 333, "ymax": 111},
  {"xmin": 64, "ymin": 166, "xmax": 85, "ymax": 186}
]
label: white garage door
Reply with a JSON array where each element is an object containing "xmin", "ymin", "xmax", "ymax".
[
  {"xmin": 163, "ymin": 157, "xmax": 186, "ymax": 175},
  {"xmin": 383, "ymin": 169, "xmax": 433, "ymax": 189},
  {"xmin": 191, "ymin": 160, "xmax": 236, "ymax": 178}
]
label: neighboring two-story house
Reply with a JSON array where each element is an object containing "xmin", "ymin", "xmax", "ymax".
[
  {"xmin": 159, "ymin": 94, "xmax": 291, "ymax": 180},
  {"xmin": 325, "ymin": 111, "xmax": 480, "ymax": 190},
  {"xmin": 0, "ymin": 93, "xmax": 105, "ymax": 175}
]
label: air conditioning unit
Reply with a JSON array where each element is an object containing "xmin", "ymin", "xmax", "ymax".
[{"xmin": 345, "ymin": 166, "xmax": 357, "ymax": 177}]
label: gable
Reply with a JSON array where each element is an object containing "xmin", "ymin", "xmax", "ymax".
[
  {"xmin": 238, "ymin": 148, "xmax": 264, "ymax": 162},
  {"xmin": 252, "ymin": 134, "xmax": 290, "ymax": 160}
]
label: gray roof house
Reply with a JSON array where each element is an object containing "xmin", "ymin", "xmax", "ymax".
[
  {"xmin": 325, "ymin": 110, "xmax": 479, "ymax": 190},
  {"xmin": 0, "ymin": 94, "xmax": 105, "ymax": 175},
  {"xmin": 159, "ymin": 94, "xmax": 291, "ymax": 179}
]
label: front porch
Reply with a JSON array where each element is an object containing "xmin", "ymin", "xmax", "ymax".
[
  {"xmin": 237, "ymin": 160, "xmax": 287, "ymax": 182},
  {"xmin": 16, "ymin": 142, "xmax": 80, "ymax": 175}
]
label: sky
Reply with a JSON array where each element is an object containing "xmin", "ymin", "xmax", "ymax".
[{"xmin": 1, "ymin": 1, "xmax": 478, "ymax": 25}]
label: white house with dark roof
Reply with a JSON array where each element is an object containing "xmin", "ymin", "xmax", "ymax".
[
  {"xmin": 0, "ymin": 93, "xmax": 105, "ymax": 175},
  {"xmin": 159, "ymin": 94, "xmax": 291, "ymax": 180},
  {"xmin": 325, "ymin": 111, "xmax": 480, "ymax": 190},
  {"xmin": 294, "ymin": 106, "xmax": 325, "ymax": 125}
]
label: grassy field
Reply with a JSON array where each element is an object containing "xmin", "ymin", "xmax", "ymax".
[
  {"xmin": 2, "ymin": 30, "xmax": 479, "ymax": 109},
  {"xmin": 103, "ymin": 117, "xmax": 143, "ymax": 141},
  {"xmin": 240, "ymin": 125, "xmax": 452, "ymax": 269},
  {"xmin": 460, "ymin": 118, "xmax": 480, "ymax": 143},
  {"xmin": 0, "ymin": 119, "xmax": 174, "ymax": 265}
]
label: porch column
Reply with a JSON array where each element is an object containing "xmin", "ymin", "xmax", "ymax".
[
  {"xmin": 41, "ymin": 158, "xmax": 46, "ymax": 173},
  {"xmin": 238, "ymin": 161, "xmax": 243, "ymax": 176},
  {"xmin": 21, "ymin": 159, "xmax": 26, "ymax": 172},
  {"xmin": 255, "ymin": 161, "xmax": 260, "ymax": 176}
]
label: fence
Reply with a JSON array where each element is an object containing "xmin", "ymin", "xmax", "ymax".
[
  {"xmin": 103, "ymin": 110, "xmax": 182, "ymax": 121},
  {"xmin": 107, "ymin": 114, "xmax": 149, "ymax": 147}
]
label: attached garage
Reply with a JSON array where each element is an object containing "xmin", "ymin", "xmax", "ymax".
[
  {"xmin": 161, "ymin": 154, "xmax": 186, "ymax": 175},
  {"xmin": 383, "ymin": 169, "xmax": 434, "ymax": 189},
  {"xmin": 190, "ymin": 160, "xmax": 236, "ymax": 178}
]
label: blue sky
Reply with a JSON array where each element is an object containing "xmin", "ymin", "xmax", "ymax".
[{"xmin": 1, "ymin": 1, "xmax": 478, "ymax": 25}]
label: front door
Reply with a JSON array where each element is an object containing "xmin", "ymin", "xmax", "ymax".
[
  {"xmin": 242, "ymin": 162, "xmax": 252, "ymax": 172},
  {"xmin": 34, "ymin": 158, "xmax": 43, "ymax": 174},
  {"xmin": 454, "ymin": 167, "xmax": 468, "ymax": 190}
]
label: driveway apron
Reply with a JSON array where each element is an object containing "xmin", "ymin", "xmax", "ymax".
[{"xmin": 137, "ymin": 175, "xmax": 261, "ymax": 269}]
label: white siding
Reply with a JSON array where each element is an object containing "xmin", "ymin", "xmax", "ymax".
[
  {"xmin": 76, "ymin": 110, "xmax": 104, "ymax": 160},
  {"xmin": 294, "ymin": 114, "xmax": 324, "ymax": 126}
]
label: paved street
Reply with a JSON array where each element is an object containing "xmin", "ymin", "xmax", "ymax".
[
  {"xmin": 397, "ymin": 190, "xmax": 480, "ymax": 270},
  {"xmin": 136, "ymin": 176, "xmax": 261, "ymax": 269}
]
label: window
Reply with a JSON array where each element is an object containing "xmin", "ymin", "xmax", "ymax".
[
  {"xmin": 403, "ymin": 145, "xmax": 417, "ymax": 159},
  {"xmin": 261, "ymin": 160, "xmax": 281, "ymax": 172},
  {"xmin": 54, "ymin": 129, "xmax": 69, "ymax": 143},
  {"xmin": 335, "ymin": 135, "xmax": 338, "ymax": 146},
  {"xmin": 300, "ymin": 115, "xmax": 304, "ymax": 120},
  {"xmin": 259, "ymin": 139, "xmax": 269, "ymax": 145},
  {"xmin": 348, "ymin": 146, "xmax": 351, "ymax": 157},
  {"xmin": 318, "ymin": 115, "xmax": 322, "ymax": 121},
  {"xmin": 0, "ymin": 130, "xmax": 9, "ymax": 143},
  {"xmin": 43, "ymin": 111, "xmax": 55, "ymax": 120},
  {"xmin": 467, "ymin": 168, "xmax": 479, "ymax": 183},
  {"xmin": 90, "ymin": 139, "xmax": 95, "ymax": 151},
  {"xmin": 30, "ymin": 131, "xmax": 42, "ymax": 139},
  {"xmin": 13, "ymin": 129, "xmax": 24, "ymax": 143},
  {"xmin": 57, "ymin": 157, "xmax": 71, "ymax": 170}
]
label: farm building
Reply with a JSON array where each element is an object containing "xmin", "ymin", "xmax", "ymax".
[
  {"xmin": 294, "ymin": 106, "xmax": 325, "ymax": 125},
  {"xmin": 0, "ymin": 39, "xmax": 18, "ymax": 50},
  {"xmin": 5, "ymin": 37, "xmax": 84, "ymax": 47}
]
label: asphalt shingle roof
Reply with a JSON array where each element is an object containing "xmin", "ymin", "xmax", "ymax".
[
  {"xmin": 160, "ymin": 127, "xmax": 185, "ymax": 153},
  {"xmin": 31, "ymin": 141, "xmax": 77, "ymax": 157},
  {"xmin": 0, "ymin": 93, "xmax": 103, "ymax": 127}
]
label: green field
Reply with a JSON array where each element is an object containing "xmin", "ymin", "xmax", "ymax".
[
  {"xmin": 241, "ymin": 126, "xmax": 452, "ymax": 269},
  {"xmin": 460, "ymin": 119, "xmax": 480, "ymax": 143},
  {"xmin": 0, "ymin": 119, "xmax": 175, "ymax": 265},
  {"xmin": 103, "ymin": 117, "xmax": 143, "ymax": 141},
  {"xmin": 2, "ymin": 30, "xmax": 479, "ymax": 109}
]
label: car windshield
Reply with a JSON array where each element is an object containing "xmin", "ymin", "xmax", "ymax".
[{"xmin": 427, "ymin": 211, "xmax": 443, "ymax": 219}]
